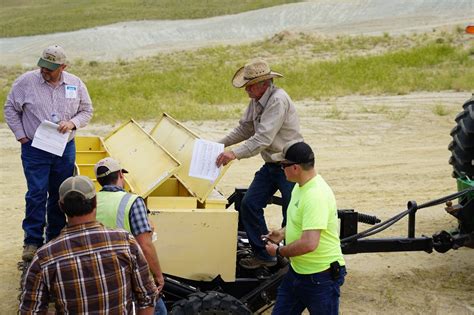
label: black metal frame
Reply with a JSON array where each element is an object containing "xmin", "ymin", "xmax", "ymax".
[
  {"xmin": 227, "ymin": 187, "xmax": 474, "ymax": 256},
  {"xmin": 338, "ymin": 207, "xmax": 434, "ymax": 254},
  {"xmin": 161, "ymin": 187, "xmax": 474, "ymax": 313}
]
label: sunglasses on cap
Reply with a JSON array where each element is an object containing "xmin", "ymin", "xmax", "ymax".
[{"xmin": 280, "ymin": 162, "xmax": 298, "ymax": 169}]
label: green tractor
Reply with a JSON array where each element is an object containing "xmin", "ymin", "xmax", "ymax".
[
  {"xmin": 445, "ymin": 95, "xmax": 474, "ymax": 249},
  {"xmin": 337, "ymin": 95, "xmax": 474, "ymax": 255}
]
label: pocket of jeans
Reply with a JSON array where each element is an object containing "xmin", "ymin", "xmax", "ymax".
[
  {"xmin": 310, "ymin": 276, "xmax": 333, "ymax": 286},
  {"xmin": 21, "ymin": 140, "xmax": 33, "ymax": 157}
]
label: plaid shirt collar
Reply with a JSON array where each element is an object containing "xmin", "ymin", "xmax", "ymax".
[
  {"xmin": 62, "ymin": 220, "xmax": 103, "ymax": 235},
  {"xmin": 101, "ymin": 184, "xmax": 125, "ymax": 192}
]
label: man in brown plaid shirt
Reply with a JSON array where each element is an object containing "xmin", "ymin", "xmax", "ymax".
[{"xmin": 19, "ymin": 176, "xmax": 158, "ymax": 314}]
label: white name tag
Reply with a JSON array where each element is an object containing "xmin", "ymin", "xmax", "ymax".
[{"xmin": 65, "ymin": 85, "xmax": 77, "ymax": 99}]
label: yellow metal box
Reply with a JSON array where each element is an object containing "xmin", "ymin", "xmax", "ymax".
[
  {"xmin": 75, "ymin": 136, "xmax": 110, "ymax": 191},
  {"xmin": 75, "ymin": 117, "xmax": 239, "ymax": 283},
  {"xmin": 149, "ymin": 113, "xmax": 231, "ymax": 204},
  {"xmin": 149, "ymin": 209, "xmax": 238, "ymax": 282},
  {"xmin": 75, "ymin": 151, "xmax": 108, "ymax": 164},
  {"xmin": 103, "ymin": 120, "xmax": 181, "ymax": 198},
  {"xmin": 147, "ymin": 196, "xmax": 198, "ymax": 209},
  {"xmin": 75, "ymin": 136, "xmax": 134, "ymax": 192}
]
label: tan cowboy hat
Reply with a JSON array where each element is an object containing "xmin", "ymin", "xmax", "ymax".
[{"xmin": 231, "ymin": 59, "xmax": 283, "ymax": 88}]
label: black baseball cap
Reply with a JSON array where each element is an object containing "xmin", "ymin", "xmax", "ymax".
[{"xmin": 272, "ymin": 141, "xmax": 315, "ymax": 164}]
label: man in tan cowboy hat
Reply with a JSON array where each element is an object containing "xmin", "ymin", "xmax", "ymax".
[{"xmin": 216, "ymin": 59, "xmax": 303, "ymax": 269}]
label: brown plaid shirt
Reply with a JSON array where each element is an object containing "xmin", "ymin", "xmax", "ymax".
[{"xmin": 19, "ymin": 221, "xmax": 158, "ymax": 314}]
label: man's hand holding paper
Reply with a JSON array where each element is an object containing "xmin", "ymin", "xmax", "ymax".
[
  {"xmin": 189, "ymin": 139, "xmax": 225, "ymax": 182},
  {"xmin": 31, "ymin": 120, "xmax": 71, "ymax": 156},
  {"xmin": 57, "ymin": 121, "xmax": 76, "ymax": 133}
]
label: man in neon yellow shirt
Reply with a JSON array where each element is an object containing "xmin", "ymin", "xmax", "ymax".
[{"xmin": 264, "ymin": 141, "xmax": 346, "ymax": 314}]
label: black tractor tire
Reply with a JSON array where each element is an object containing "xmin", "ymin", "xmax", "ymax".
[
  {"xmin": 170, "ymin": 291, "xmax": 252, "ymax": 315},
  {"xmin": 449, "ymin": 96, "xmax": 474, "ymax": 178}
]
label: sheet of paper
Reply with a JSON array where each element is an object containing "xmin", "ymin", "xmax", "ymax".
[
  {"xmin": 189, "ymin": 139, "xmax": 224, "ymax": 182},
  {"xmin": 31, "ymin": 120, "xmax": 70, "ymax": 156}
]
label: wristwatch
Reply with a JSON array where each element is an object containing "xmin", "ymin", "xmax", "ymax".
[{"xmin": 276, "ymin": 246, "xmax": 282, "ymax": 258}]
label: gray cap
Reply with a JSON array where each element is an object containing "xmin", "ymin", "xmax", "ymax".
[
  {"xmin": 59, "ymin": 176, "xmax": 96, "ymax": 202},
  {"xmin": 37, "ymin": 45, "xmax": 66, "ymax": 71}
]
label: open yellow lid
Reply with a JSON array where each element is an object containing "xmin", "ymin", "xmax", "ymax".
[
  {"xmin": 103, "ymin": 119, "xmax": 181, "ymax": 198},
  {"xmin": 150, "ymin": 113, "xmax": 231, "ymax": 203}
]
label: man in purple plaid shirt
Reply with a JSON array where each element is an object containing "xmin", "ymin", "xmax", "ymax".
[{"xmin": 4, "ymin": 45, "xmax": 93, "ymax": 262}]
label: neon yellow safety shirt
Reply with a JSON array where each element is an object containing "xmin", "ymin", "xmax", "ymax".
[{"xmin": 286, "ymin": 174, "xmax": 345, "ymax": 274}]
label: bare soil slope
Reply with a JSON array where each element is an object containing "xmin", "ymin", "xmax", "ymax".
[
  {"xmin": 1, "ymin": 91, "xmax": 473, "ymax": 313},
  {"xmin": 1, "ymin": 0, "xmax": 472, "ymax": 67}
]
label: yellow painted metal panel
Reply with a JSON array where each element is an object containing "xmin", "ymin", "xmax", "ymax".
[
  {"xmin": 148, "ymin": 177, "xmax": 192, "ymax": 197},
  {"xmin": 150, "ymin": 113, "xmax": 231, "ymax": 203},
  {"xmin": 149, "ymin": 209, "xmax": 238, "ymax": 281},
  {"xmin": 75, "ymin": 136, "xmax": 104, "ymax": 151},
  {"xmin": 104, "ymin": 120, "xmax": 181, "ymax": 198},
  {"xmin": 91, "ymin": 179, "xmax": 102, "ymax": 192},
  {"xmin": 75, "ymin": 136, "xmax": 134, "ymax": 192},
  {"xmin": 75, "ymin": 136, "xmax": 107, "ymax": 179},
  {"xmin": 76, "ymin": 164, "xmax": 95, "ymax": 178},
  {"xmin": 147, "ymin": 196, "xmax": 197, "ymax": 209},
  {"xmin": 198, "ymin": 189, "xmax": 227, "ymax": 209},
  {"xmin": 75, "ymin": 151, "xmax": 108, "ymax": 164},
  {"xmin": 200, "ymin": 199, "xmax": 228, "ymax": 209}
]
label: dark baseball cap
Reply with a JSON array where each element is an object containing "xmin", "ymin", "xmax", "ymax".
[{"xmin": 272, "ymin": 141, "xmax": 315, "ymax": 164}]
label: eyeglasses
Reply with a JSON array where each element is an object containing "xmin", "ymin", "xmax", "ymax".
[{"xmin": 280, "ymin": 162, "xmax": 298, "ymax": 170}]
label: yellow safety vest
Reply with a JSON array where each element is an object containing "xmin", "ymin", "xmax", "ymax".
[{"xmin": 96, "ymin": 191, "xmax": 139, "ymax": 233}]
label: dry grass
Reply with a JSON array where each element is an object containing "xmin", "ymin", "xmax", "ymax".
[{"xmin": 1, "ymin": 30, "xmax": 473, "ymax": 123}]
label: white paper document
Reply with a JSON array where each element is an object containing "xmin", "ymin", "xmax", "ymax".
[
  {"xmin": 31, "ymin": 120, "xmax": 70, "ymax": 156},
  {"xmin": 189, "ymin": 139, "xmax": 224, "ymax": 181}
]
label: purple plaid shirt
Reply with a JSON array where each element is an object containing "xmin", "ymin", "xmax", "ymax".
[{"xmin": 4, "ymin": 69, "xmax": 93, "ymax": 141}]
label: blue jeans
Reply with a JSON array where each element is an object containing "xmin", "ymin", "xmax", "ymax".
[
  {"xmin": 240, "ymin": 163, "xmax": 294, "ymax": 261},
  {"xmin": 272, "ymin": 265, "xmax": 346, "ymax": 315},
  {"xmin": 154, "ymin": 298, "xmax": 167, "ymax": 315},
  {"xmin": 21, "ymin": 140, "xmax": 76, "ymax": 246}
]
